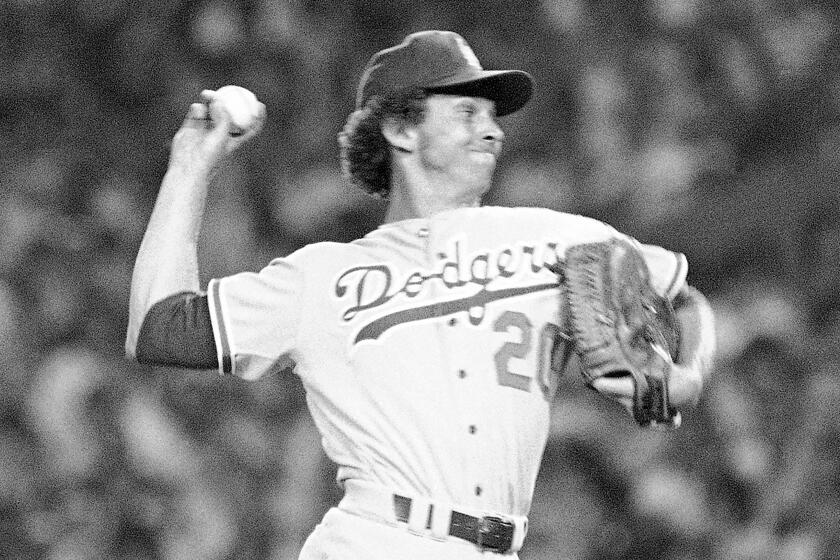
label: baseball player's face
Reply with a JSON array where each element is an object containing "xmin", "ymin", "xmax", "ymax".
[{"xmin": 413, "ymin": 94, "xmax": 504, "ymax": 196}]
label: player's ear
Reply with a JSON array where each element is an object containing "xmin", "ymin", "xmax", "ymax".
[{"xmin": 381, "ymin": 117, "xmax": 417, "ymax": 153}]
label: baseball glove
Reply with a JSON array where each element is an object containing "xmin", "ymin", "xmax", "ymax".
[{"xmin": 550, "ymin": 238, "xmax": 681, "ymax": 428}]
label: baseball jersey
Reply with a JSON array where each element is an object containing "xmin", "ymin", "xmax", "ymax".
[{"xmin": 206, "ymin": 206, "xmax": 687, "ymax": 517}]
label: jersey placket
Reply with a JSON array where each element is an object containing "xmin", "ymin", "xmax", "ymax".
[
  {"xmin": 425, "ymin": 218, "xmax": 488, "ymax": 505},
  {"xmin": 450, "ymin": 310, "xmax": 489, "ymax": 501}
]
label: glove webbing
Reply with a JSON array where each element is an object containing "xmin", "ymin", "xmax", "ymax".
[{"xmin": 550, "ymin": 244, "xmax": 680, "ymax": 428}]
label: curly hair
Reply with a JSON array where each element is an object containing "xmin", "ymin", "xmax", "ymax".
[{"xmin": 338, "ymin": 88, "xmax": 428, "ymax": 199}]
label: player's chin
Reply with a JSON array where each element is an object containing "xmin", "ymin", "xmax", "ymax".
[{"xmin": 466, "ymin": 157, "xmax": 497, "ymax": 184}]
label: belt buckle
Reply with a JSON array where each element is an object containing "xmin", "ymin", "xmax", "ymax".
[{"xmin": 476, "ymin": 515, "xmax": 514, "ymax": 552}]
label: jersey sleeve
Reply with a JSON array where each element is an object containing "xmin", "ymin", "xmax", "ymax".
[
  {"xmin": 206, "ymin": 257, "xmax": 304, "ymax": 380},
  {"xmin": 135, "ymin": 292, "xmax": 217, "ymax": 369},
  {"xmin": 635, "ymin": 241, "xmax": 688, "ymax": 300}
]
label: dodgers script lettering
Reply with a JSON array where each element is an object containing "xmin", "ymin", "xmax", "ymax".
[{"xmin": 334, "ymin": 240, "xmax": 565, "ymax": 342}]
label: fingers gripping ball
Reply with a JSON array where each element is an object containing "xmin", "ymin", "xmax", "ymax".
[{"xmin": 205, "ymin": 85, "xmax": 266, "ymax": 136}]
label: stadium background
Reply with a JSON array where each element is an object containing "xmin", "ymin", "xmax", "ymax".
[{"xmin": 1, "ymin": 0, "xmax": 839, "ymax": 558}]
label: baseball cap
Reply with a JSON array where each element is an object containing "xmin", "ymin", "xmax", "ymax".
[{"xmin": 356, "ymin": 30, "xmax": 534, "ymax": 117}]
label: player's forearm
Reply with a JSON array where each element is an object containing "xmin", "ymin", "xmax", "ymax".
[{"xmin": 125, "ymin": 163, "xmax": 211, "ymax": 359}]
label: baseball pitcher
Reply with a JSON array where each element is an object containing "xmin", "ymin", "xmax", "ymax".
[{"xmin": 125, "ymin": 30, "xmax": 716, "ymax": 559}]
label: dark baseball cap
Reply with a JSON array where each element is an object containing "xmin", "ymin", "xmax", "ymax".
[{"xmin": 356, "ymin": 30, "xmax": 534, "ymax": 117}]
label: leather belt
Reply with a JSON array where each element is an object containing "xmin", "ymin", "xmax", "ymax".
[
  {"xmin": 394, "ymin": 495, "xmax": 515, "ymax": 552},
  {"xmin": 338, "ymin": 480, "xmax": 527, "ymax": 553}
]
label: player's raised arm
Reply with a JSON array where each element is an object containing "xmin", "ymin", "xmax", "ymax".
[{"xmin": 125, "ymin": 88, "xmax": 266, "ymax": 361}]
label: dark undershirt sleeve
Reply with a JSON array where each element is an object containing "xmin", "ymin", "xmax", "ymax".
[{"xmin": 135, "ymin": 292, "xmax": 218, "ymax": 369}]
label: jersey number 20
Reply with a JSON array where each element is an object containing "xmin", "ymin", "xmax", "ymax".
[{"xmin": 493, "ymin": 310, "xmax": 565, "ymax": 400}]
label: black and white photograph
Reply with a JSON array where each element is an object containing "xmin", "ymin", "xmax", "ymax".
[{"xmin": 1, "ymin": 1, "xmax": 838, "ymax": 559}]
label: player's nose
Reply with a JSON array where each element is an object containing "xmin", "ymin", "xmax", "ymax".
[{"xmin": 480, "ymin": 114, "xmax": 504, "ymax": 150}]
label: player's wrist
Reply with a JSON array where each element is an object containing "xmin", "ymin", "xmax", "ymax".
[
  {"xmin": 163, "ymin": 156, "xmax": 218, "ymax": 188},
  {"xmin": 168, "ymin": 138, "xmax": 229, "ymax": 179}
]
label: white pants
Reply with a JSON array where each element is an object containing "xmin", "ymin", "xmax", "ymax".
[{"xmin": 299, "ymin": 507, "xmax": 520, "ymax": 560}]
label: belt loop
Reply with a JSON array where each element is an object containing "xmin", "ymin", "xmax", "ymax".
[
  {"xmin": 407, "ymin": 496, "xmax": 431, "ymax": 535},
  {"xmin": 429, "ymin": 504, "xmax": 452, "ymax": 540},
  {"xmin": 510, "ymin": 516, "xmax": 528, "ymax": 552}
]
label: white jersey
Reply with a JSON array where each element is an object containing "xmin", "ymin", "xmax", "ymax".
[{"xmin": 206, "ymin": 206, "xmax": 687, "ymax": 518}]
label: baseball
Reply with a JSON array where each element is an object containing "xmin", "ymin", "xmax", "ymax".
[{"xmin": 209, "ymin": 85, "xmax": 264, "ymax": 136}]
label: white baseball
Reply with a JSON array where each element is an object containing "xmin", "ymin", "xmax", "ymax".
[{"xmin": 210, "ymin": 85, "xmax": 264, "ymax": 136}]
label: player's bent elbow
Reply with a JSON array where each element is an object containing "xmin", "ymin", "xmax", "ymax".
[
  {"xmin": 674, "ymin": 288, "xmax": 716, "ymax": 364},
  {"xmin": 671, "ymin": 285, "xmax": 716, "ymax": 407}
]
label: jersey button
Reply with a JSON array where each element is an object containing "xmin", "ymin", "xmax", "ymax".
[
  {"xmin": 458, "ymin": 369, "xmax": 466, "ymax": 379},
  {"xmin": 475, "ymin": 486, "xmax": 482, "ymax": 496},
  {"xmin": 448, "ymin": 317, "xmax": 457, "ymax": 326},
  {"xmin": 469, "ymin": 425, "xmax": 476, "ymax": 434}
]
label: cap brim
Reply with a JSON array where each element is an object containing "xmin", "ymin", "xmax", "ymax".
[{"xmin": 425, "ymin": 70, "xmax": 533, "ymax": 116}]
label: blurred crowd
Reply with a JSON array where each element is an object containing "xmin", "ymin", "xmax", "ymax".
[{"xmin": 1, "ymin": 0, "xmax": 840, "ymax": 558}]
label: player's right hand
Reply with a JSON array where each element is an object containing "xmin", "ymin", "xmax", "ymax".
[{"xmin": 168, "ymin": 93, "xmax": 265, "ymax": 175}]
